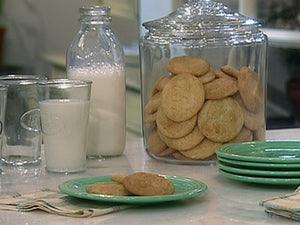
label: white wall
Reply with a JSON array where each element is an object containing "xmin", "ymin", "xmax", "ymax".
[{"xmin": 2, "ymin": 0, "xmax": 98, "ymax": 73}]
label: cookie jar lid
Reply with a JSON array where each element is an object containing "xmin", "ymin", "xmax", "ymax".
[{"xmin": 142, "ymin": 0, "xmax": 267, "ymax": 47}]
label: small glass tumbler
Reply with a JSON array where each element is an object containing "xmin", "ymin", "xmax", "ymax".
[
  {"xmin": 0, "ymin": 75, "xmax": 44, "ymax": 166},
  {"xmin": 37, "ymin": 79, "xmax": 91, "ymax": 173}
]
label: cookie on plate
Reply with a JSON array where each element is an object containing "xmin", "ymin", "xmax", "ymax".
[
  {"xmin": 111, "ymin": 174, "xmax": 128, "ymax": 183},
  {"xmin": 122, "ymin": 172, "xmax": 175, "ymax": 196},
  {"xmin": 86, "ymin": 182, "xmax": 130, "ymax": 196}
]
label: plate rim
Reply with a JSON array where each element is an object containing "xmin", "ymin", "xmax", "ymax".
[
  {"xmin": 217, "ymin": 161, "xmax": 300, "ymax": 177},
  {"xmin": 58, "ymin": 174, "xmax": 208, "ymax": 204},
  {"xmin": 218, "ymin": 156, "xmax": 300, "ymax": 169},
  {"xmin": 219, "ymin": 169, "xmax": 300, "ymax": 185},
  {"xmin": 216, "ymin": 140, "xmax": 300, "ymax": 163}
]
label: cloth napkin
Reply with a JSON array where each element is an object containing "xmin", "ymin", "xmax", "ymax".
[
  {"xmin": 0, "ymin": 188, "xmax": 133, "ymax": 217},
  {"xmin": 260, "ymin": 186, "xmax": 300, "ymax": 221}
]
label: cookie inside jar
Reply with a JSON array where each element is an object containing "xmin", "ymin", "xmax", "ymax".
[{"xmin": 140, "ymin": 0, "xmax": 267, "ymax": 164}]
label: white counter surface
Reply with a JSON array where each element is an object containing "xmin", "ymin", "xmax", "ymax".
[{"xmin": 0, "ymin": 129, "xmax": 300, "ymax": 225}]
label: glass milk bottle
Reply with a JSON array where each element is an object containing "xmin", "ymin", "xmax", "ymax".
[{"xmin": 67, "ymin": 6, "xmax": 126, "ymax": 157}]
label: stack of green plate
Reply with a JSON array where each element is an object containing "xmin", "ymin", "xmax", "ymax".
[{"xmin": 215, "ymin": 141, "xmax": 300, "ymax": 185}]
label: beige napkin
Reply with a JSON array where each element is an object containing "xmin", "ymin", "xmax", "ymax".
[
  {"xmin": 260, "ymin": 187, "xmax": 300, "ymax": 221},
  {"xmin": 0, "ymin": 189, "xmax": 133, "ymax": 217}
]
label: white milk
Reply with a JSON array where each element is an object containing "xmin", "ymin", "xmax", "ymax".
[
  {"xmin": 68, "ymin": 66, "xmax": 126, "ymax": 157},
  {"xmin": 39, "ymin": 99, "xmax": 90, "ymax": 172}
]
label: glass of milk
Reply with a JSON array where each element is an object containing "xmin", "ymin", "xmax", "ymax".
[{"xmin": 37, "ymin": 79, "xmax": 91, "ymax": 173}]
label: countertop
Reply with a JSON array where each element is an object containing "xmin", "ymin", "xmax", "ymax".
[{"xmin": 0, "ymin": 128, "xmax": 300, "ymax": 225}]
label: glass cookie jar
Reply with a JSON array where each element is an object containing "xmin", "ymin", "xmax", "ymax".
[{"xmin": 139, "ymin": 0, "xmax": 268, "ymax": 164}]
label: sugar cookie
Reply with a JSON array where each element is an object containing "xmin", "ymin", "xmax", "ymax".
[
  {"xmin": 180, "ymin": 138, "xmax": 221, "ymax": 160},
  {"xmin": 172, "ymin": 151, "xmax": 194, "ymax": 161},
  {"xmin": 166, "ymin": 56, "xmax": 210, "ymax": 76},
  {"xmin": 204, "ymin": 78, "xmax": 238, "ymax": 99},
  {"xmin": 158, "ymin": 125, "xmax": 204, "ymax": 151},
  {"xmin": 221, "ymin": 65, "xmax": 240, "ymax": 78},
  {"xmin": 198, "ymin": 97, "xmax": 244, "ymax": 142},
  {"xmin": 147, "ymin": 128, "xmax": 167, "ymax": 155},
  {"xmin": 151, "ymin": 75, "xmax": 173, "ymax": 96},
  {"xmin": 214, "ymin": 69, "xmax": 236, "ymax": 80},
  {"xmin": 233, "ymin": 93, "xmax": 264, "ymax": 130},
  {"xmin": 227, "ymin": 127, "xmax": 253, "ymax": 143},
  {"xmin": 161, "ymin": 73, "xmax": 204, "ymax": 122},
  {"xmin": 144, "ymin": 92, "xmax": 161, "ymax": 114},
  {"xmin": 238, "ymin": 69, "xmax": 263, "ymax": 113},
  {"xmin": 111, "ymin": 174, "xmax": 128, "ymax": 183},
  {"xmin": 86, "ymin": 182, "xmax": 130, "ymax": 196},
  {"xmin": 253, "ymin": 126, "xmax": 265, "ymax": 140},
  {"xmin": 198, "ymin": 68, "xmax": 216, "ymax": 84},
  {"xmin": 156, "ymin": 106, "xmax": 197, "ymax": 138},
  {"xmin": 122, "ymin": 172, "xmax": 175, "ymax": 196},
  {"xmin": 144, "ymin": 112, "xmax": 157, "ymax": 129},
  {"xmin": 156, "ymin": 147, "xmax": 176, "ymax": 157}
]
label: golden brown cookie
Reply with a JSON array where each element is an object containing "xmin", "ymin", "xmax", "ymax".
[
  {"xmin": 122, "ymin": 172, "xmax": 175, "ymax": 196},
  {"xmin": 233, "ymin": 93, "xmax": 264, "ymax": 131},
  {"xmin": 156, "ymin": 147, "xmax": 176, "ymax": 157},
  {"xmin": 147, "ymin": 128, "xmax": 167, "ymax": 155},
  {"xmin": 214, "ymin": 69, "xmax": 236, "ymax": 80},
  {"xmin": 240, "ymin": 66, "xmax": 251, "ymax": 73},
  {"xmin": 221, "ymin": 65, "xmax": 240, "ymax": 78},
  {"xmin": 227, "ymin": 127, "xmax": 253, "ymax": 143},
  {"xmin": 198, "ymin": 97, "xmax": 244, "ymax": 142},
  {"xmin": 253, "ymin": 126, "xmax": 265, "ymax": 140},
  {"xmin": 204, "ymin": 78, "xmax": 238, "ymax": 99},
  {"xmin": 144, "ymin": 112, "xmax": 157, "ymax": 129},
  {"xmin": 144, "ymin": 92, "xmax": 161, "ymax": 114},
  {"xmin": 198, "ymin": 68, "xmax": 216, "ymax": 84},
  {"xmin": 243, "ymin": 107, "xmax": 264, "ymax": 131},
  {"xmin": 111, "ymin": 174, "xmax": 128, "ymax": 183},
  {"xmin": 151, "ymin": 75, "xmax": 173, "ymax": 96},
  {"xmin": 238, "ymin": 69, "xmax": 263, "ymax": 113},
  {"xmin": 158, "ymin": 125, "xmax": 204, "ymax": 151},
  {"xmin": 86, "ymin": 182, "xmax": 130, "ymax": 196},
  {"xmin": 156, "ymin": 106, "xmax": 197, "ymax": 138},
  {"xmin": 180, "ymin": 138, "xmax": 221, "ymax": 160},
  {"xmin": 166, "ymin": 56, "xmax": 210, "ymax": 76},
  {"xmin": 172, "ymin": 151, "xmax": 194, "ymax": 161},
  {"xmin": 161, "ymin": 73, "xmax": 205, "ymax": 122}
]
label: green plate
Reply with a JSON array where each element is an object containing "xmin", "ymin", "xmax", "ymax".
[
  {"xmin": 219, "ymin": 169, "xmax": 300, "ymax": 185},
  {"xmin": 218, "ymin": 156, "xmax": 300, "ymax": 169},
  {"xmin": 217, "ymin": 161, "xmax": 300, "ymax": 177},
  {"xmin": 216, "ymin": 141, "xmax": 300, "ymax": 163},
  {"xmin": 59, "ymin": 175, "xmax": 207, "ymax": 204}
]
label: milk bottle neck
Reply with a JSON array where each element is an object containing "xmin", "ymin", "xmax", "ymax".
[{"xmin": 79, "ymin": 6, "xmax": 111, "ymax": 26}]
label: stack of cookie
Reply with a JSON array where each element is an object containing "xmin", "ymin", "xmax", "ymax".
[
  {"xmin": 86, "ymin": 172, "xmax": 175, "ymax": 196},
  {"xmin": 144, "ymin": 56, "xmax": 265, "ymax": 161}
]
